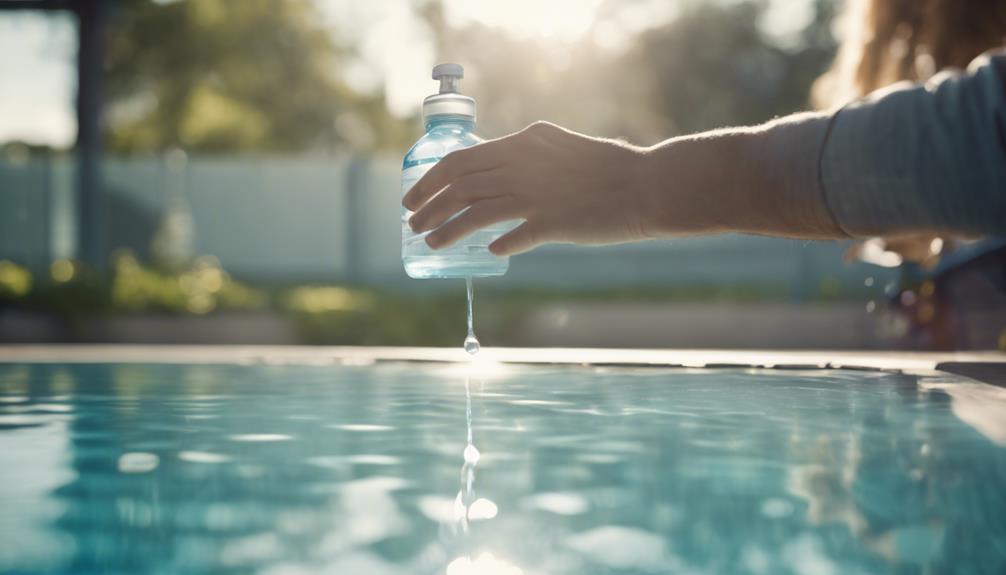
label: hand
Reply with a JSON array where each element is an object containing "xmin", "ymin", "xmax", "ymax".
[{"xmin": 402, "ymin": 121, "xmax": 650, "ymax": 256}]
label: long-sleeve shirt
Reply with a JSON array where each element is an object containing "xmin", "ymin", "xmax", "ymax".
[{"xmin": 781, "ymin": 50, "xmax": 1006, "ymax": 237}]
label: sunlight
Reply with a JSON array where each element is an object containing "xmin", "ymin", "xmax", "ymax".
[
  {"xmin": 447, "ymin": 553, "xmax": 524, "ymax": 575},
  {"xmin": 445, "ymin": 0, "xmax": 604, "ymax": 43}
]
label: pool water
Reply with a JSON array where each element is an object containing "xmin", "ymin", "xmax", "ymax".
[{"xmin": 1, "ymin": 362, "xmax": 1005, "ymax": 574}]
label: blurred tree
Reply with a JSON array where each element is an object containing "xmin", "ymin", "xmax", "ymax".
[
  {"xmin": 422, "ymin": 0, "xmax": 836, "ymax": 142},
  {"xmin": 634, "ymin": 0, "xmax": 838, "ymax": 135},
  {"xmin": 104, "ymin": 0, "xmax": 403, "ymax": 153},
  {"xmin": 421, "ymin": 1, "xmax": 671, "ymax": 144}
]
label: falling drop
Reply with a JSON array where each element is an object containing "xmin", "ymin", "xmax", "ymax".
[
  {"xmin": 464, "ymin": 276, "xmax": 480, "ymax": 355},
  {"xmin": 464, "ymin": 334, "xmax": 480, "ymax": 355},
  {"xmin": 464, "ymin": 443, "xmax": 481, "ymax": 464}
]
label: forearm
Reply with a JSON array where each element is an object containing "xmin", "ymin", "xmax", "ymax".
[
  {"xmin": 636, "ymin": 114, "xmax": 846, "ymax": 239},
  {"xmin": 406, "ymin": 51, "xmax": 1005, "ymax": 256},
  {"xmin": 638, "ymin": 50, "xmax": 1006, "ymax": 241}
]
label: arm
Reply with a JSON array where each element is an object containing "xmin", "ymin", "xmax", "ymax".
[
  {"xmin": 404, "ymin": 51, "xmax": 1006, "ymax": 256},
  {"xmin": 820, "ymin": 51, "xmax": 1006, "ymax": 237}
]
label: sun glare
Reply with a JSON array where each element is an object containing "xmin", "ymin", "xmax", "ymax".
[{"xmin": 444, "ymin": 0, "xmax": 604, "ymax": 43}]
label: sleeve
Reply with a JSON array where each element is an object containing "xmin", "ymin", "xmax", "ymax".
[{"xmin": 820, "ymin": 50, "xmax": 1006, "ymax": 237}]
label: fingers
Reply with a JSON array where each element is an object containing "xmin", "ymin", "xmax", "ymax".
[
  {"xmin": 409, "ymin": 171, "xmax": 506, "ymax": 233},
  {"xmin": 425, "ymin": 197, "xmax": 522, "ymax": 249},
  {"xmin": 489, "ymin": 221, "xmax": 541, "ymax": 256},
  {"xmin": 402, "ymin": 140, "xmax": 508, "ymax": 211}
]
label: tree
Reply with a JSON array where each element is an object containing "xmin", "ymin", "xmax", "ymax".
[
  {"xmin": 634, "ymin": 0, "xmax": 838, "ymax": 136},
  {"xmin": 104, "ymin": 0, "xmax": 381, "ymax": 153}
]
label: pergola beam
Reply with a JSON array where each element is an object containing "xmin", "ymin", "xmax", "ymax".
[{"xmin": 0, "ymin": 1, "xmax": 75, "ymax": 12}]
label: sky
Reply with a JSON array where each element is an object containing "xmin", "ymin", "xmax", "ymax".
[
  {"xmin": 0, "ymin": 0, "xmax": 820, "ymax": 149},
  {"xmin": 0, "ymin": 11, "xmax": 77, "ymax": 148}
]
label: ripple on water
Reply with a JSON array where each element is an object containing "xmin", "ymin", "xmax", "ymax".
[
  {"xmin": 761, "ymin": 498, "xmax": 795, "ymax": 518},
  {"xmin": 178, "ymin": 451, "xmax": 231, "ymax": 464},
  {"xmin": 447, "ymin": 553, "xmax": 523, "ymax": 575},
  {"xmin": 346, "ymin": 455, "xmax": 399, "ymax": 465},
  {"xmin": 566, "ymin": 526, "xmax": 675, "ymax": 571},
  {"xmin": 228, "ymin": 434, "xmax": 293, "ymax": 442},
  {"xmin": 467, "ymin": 497, "xmax": 498, "ymax": 520},
  {"xmin": 417, "ymin": 495, "xmax": 456, "ymax": 523},
  {"xmin": 117, "ymin": 452, "xmax": 159, "ymax": 474},
  {"xmin": 328, "ymin": 424, "xmax": 394, "ymax": 432},
  {"xmin": 524, "ymin": 492, "xmax": 589, "ymax": 516}
]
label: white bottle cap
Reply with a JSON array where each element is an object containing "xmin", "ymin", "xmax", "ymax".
[{"xmin": 423, "ymin": 63, "xmax": 476, "ymax": 122}]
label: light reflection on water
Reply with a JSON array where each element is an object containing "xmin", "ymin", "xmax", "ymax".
[{"xmin": 0, "ymin": 363, "xmax": 1005, "ymax": 574}]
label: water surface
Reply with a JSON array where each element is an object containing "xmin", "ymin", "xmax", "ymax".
[{"xmin": 1, "ymin": 362, "xmax": 1004, "ymax": 574}]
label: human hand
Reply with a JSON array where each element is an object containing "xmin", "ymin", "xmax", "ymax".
[{"xmin": 402, "ymin": 121, "xmax": 650, "ymax": 256}]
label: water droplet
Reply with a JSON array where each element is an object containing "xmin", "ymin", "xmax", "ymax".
[
  {"xmin": 866, "ymin": 300, "xmax": 876, "ymax": 313},
  {"xmin": 464, "ymin": 444, "xmax": 481, "ymax": 464},
  {"xmin": 864, "ymin": 277, "xmax": 874, "ymax": 287},
  {"xmin": 464, "ymin": 334, "xmax": 480, "ymax": 355}
]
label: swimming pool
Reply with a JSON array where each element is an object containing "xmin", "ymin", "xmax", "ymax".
[{"xmin": 1, "ymin": 347, "xmax": 1004, "ymax": 574}]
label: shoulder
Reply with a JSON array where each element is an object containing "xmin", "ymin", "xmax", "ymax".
[{"xmin": 959, "ymin": 48, "xmax": 1006, "ymax": 94}]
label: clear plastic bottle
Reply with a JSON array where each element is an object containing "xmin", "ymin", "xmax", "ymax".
[{"xmin": 402, "ymin": 63, "xmax": 517, "ymax": 279}]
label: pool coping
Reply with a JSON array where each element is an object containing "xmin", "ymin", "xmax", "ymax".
[{"xmin": 0, "ymin": 344, "xmax": 1003, "ymax": 377}]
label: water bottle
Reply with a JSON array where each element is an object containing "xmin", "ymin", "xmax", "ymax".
[{"xmin": 402, "ymin": 63, "xmax": 517, "ymax": 279}]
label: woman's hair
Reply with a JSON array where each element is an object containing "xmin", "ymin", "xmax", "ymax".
[{"xmin": 813, "ymin": 0, "xmax": 1006, "ymax": 108}]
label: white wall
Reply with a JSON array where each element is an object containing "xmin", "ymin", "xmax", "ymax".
[{"xmin": 0, "ymin": 155, "xmax": 897, "ymax": 296}]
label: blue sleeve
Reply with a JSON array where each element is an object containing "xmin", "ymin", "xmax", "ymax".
[{"xmin": 820, "ymin": 50, "xmax": 1006, "ymax": 237}]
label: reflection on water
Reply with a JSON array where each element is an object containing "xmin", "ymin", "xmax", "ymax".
[
  {"xmin": 449, "ymin": 376, "xmax": 512, "ymax": 574},
  {"xmin": 0, "ymin": 363, "xmax": 1005, "ymax": 574}
]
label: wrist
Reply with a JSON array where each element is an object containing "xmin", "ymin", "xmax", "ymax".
[
  {"xmin": 625, "ymin": 145, "xmax": 661, "ymax": 239},
  {"xmin": 757, "ymin": 113, "xmax": 848, "ymax": 238},
  {"xmin": 634, "ymin": 135, "xmax": 741, "ymax": 237}
]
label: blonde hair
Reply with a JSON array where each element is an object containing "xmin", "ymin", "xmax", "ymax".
[{"xmin": 814, "ymin": 0, "xmax": 1006, "ymax": 108}]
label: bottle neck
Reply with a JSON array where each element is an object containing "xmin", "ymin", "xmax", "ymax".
[{"xmin": 424, "ymin": 114, "xmax": 475, "ymax": 133}]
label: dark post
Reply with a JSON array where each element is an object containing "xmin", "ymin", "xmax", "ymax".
[
  {"xmin": 75, "ymin": 0, "xmax": 105, "ymax": 273},
  {"xmin": 344, "ymin": 157, "xmax": 367, "ymax": 284}
]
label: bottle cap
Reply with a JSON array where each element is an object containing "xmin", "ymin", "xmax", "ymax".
[
  {"xmin": 432, "ymin": 63, "xmax": 464, "ymax": 93},
  {"xmin": 423, "ymin": 63, "xmax": 476, "ymax": 122}
]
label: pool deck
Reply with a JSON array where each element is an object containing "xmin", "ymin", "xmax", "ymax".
[{"xmin": 0, "ymin": 345, "xmax": 1003, "ymax": 381}]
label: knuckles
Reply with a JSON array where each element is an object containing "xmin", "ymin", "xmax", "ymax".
[{"xmin": 522, "ymin": 121, "xmax": 558, "ymax": 138}]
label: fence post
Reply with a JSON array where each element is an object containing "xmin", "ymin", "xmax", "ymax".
[
  {"xmin": 76, "ymin": 0, "xmax": 105, "ymax": 274},
  {"xmin": 344, "ymin": 156, "xmax": 369, "ymax": 285}
]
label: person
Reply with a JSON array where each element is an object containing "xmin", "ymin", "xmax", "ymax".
[
  {"xmin": 814, "ymin": 0, "xmax": 1006, "ymax": 268},
  {"xmin": 402, "ymin": 0, "xmax": 1006, "ymax": 259}
]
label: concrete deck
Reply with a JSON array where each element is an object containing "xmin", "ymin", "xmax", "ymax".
[{"xmin": 0, "ymin": 345, "xmax": 1003, "ymax": 375}]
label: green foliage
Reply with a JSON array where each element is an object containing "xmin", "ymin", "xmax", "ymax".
[
  {"xmin": 104, "ymin": 0, "xmax": 398, "ymax": 153},
  {"xmin": 109, "ymin": 252, "xmax": 267, "ymax": 313},
  {"xmin": 99, "ymin": 0, "xmax": 838, "ymax": 153},
  {"xmin": 635, "ymin": 0, "xmax": 838, "ymax": 135},
  {"xmin": 1, "ymin": 254, "xmax": 794, "ymax": 345},
  {"xmin": 426, "ymin": 0, "xmax": 838, "ymax": 142}
]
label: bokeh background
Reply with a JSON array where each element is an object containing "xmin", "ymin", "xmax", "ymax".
[{"xmin": 0, "ymin": 0, "xmax": 1002, "ymax": 350}]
